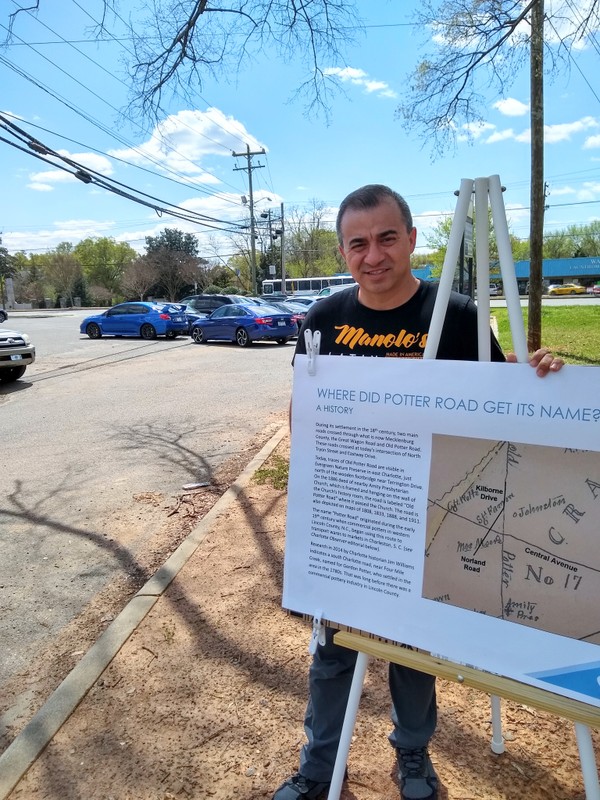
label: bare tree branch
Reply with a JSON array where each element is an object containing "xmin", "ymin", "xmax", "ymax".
[
  {"xmin": 398, "ymin": 0, "xmax": 600, "ymax": 153},
  {"xmin": 118, "ymin": 0, "xmax": 361, "ymax": 120}
]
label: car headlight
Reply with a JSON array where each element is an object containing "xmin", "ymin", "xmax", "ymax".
[{"xmin": 21, "ymin": 333, "xmax": 31, "ymax": 345}]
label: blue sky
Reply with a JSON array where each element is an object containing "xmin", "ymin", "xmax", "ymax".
[{"xmin": 2, "ymin": 1, "xmax": 600, "ymax": 262}]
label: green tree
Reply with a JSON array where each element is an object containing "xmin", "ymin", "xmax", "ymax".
[
  {"xmin": 44, "ymin": 243, "xmax": 83, "ymax": 306},
  {"xmin": 11, "ymin": 253, "xmax": 50, "ymax": 306},
  {"xmin": 0, "ymin": 236, "xmax": 16, "ymax": 309},
  {"xmin": 285, "ymin": 203, "xmax": 342, "ymax": 279},
  {"xmin": 121, "ymin": 255, "xmax": 161, "ymax": 300},
  {"xmin": 74, "ymin": 237, "xmax": 137, "ymax": 296},
  {"xmin": 145, "ymin": 228, "xmax": 201, "ymax": 300}
]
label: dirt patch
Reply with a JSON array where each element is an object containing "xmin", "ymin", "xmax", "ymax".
[{"xmin": 4, "ymin": 436, "xmax": 599, "ymax": 800}]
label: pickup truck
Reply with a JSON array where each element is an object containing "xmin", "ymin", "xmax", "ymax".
[{"xmin": 0, "ymin": 328, "xmax": 36, "ymax": 383}]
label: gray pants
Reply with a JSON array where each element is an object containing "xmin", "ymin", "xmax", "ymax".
[{"xmin": 299, "ymin": 627, "xmax": 437, "ymax": 783}]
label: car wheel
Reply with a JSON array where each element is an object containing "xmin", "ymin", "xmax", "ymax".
[
  {"xmin": 276, "ymin": 337, "xmax": 289, "ymax": 345},
  {"xmin": 0, "ymin": 310, "xmax": 7, "ymax": 322},
  {"xmin": 165, "ymin": 331, "xmax": 178, "ymax": 339},
  {"xmin": 140, "ymin": 323, "xmax": 157, "ymax": 340},
  {"xmin": 192, "ymin": 327, "xmax": 206, "ymax": 344},
  {"xmin": 86, "ymin": 322, "xmax": 102, "ymax": 339},
  {"xmin": 0, "ymin": 365, "xmax": 27, "ymax": 383},
  {"xmin": 235, "ymin": 327, "xmax": 251, "ymax": 347}
]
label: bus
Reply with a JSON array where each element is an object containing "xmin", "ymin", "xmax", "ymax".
[{"xmin": 262, "ymin": 274, "xmax": 355, "ymax": 296}]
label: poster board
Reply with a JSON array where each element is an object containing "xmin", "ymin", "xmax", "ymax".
[{"xmin": 283, "ymin": 354, "xmax": 600, "ymax": 708}]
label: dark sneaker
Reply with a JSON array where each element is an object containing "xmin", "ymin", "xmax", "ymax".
[
  {"xmin": 396, "ymin": 747, "xmax": 438, "ymax": 800},
  {"xmin": 272, "ymin": 772, "xmax": 330, "ymax": 799}
]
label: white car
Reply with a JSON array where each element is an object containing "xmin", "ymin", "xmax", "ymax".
[{"xmin": 316, "ymin": 283, "xmax": 358, "ymax": 299}]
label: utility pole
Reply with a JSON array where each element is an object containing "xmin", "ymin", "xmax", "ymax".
[
  {"xmin": 232, "ymin": 144, "xmax": 265, "ymax": 294},
  {"xmin": 528, "ymin": 0, "xmax": 544, "ymax": 352}
]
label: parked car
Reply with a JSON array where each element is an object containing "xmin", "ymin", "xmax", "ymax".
[
  {"xmin": 80, "ymin": 302, "xmax": 189, "ymax": 339},
  {"xmin": 588, "ymin": 284, "xmax": 600, "ymax": 295},
  {"xmin": 190, "ymin": 303, "xmax": 297, "ymax": 347},
  {"xmin": 0, "ymin": 308, "xmax": 8, "ymax": 322},
  {"xmin": 547, "ymin": 283, "xmax": 587, "ymax": 296},
  {"xmin": 179, "ymin": 294, "xmax": 261, "ymax": 329},
  {"xmin": 287, "ymin": 296, "xmax": 318, "ymax": 308},
  {"xmin": 316, "ymin": 283, "xmax": 358, "ymax": 299},
  {"xmin": 265, "ymin": 300, "xmax": 310, "ymax": 329},
  {"xmin": 0, "ymin": 328, "xmax": 36, "ymax": 383}
]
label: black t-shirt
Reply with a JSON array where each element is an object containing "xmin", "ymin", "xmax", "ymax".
[{"xmin": 294, "ymin": 281, "xmax": 505, "ymax": 362}]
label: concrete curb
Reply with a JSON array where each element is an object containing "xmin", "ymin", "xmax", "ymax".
[{"xmin": 0, "ymin": 422, "xmax": 289, "ymax": 800}]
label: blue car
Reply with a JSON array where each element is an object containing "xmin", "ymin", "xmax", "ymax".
[
  {"xmin": 190, "ymin": 303, "xmax": 297, "ymax": 347},
  {"xmin": 80, "ymin": 302, "xmax": 190, "ymax": 340}
]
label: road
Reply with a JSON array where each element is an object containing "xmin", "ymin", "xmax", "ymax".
[{"xmin": 0, "ymin": 311, "xmax": 293, "ymax": 702}]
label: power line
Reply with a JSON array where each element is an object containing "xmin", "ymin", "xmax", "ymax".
[{"xmin": 0, "ymin": 115, "xmax": 249, "ymax": 234}]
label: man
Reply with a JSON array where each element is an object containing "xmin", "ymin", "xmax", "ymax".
[{"xmin": 273, "ymin": 184, "xmax": 563, "ymax": 800}]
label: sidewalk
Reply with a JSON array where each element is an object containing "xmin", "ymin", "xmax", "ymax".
[{"xmin": 0, "ymin": 427, "xmax": 596, "ymax": 800}]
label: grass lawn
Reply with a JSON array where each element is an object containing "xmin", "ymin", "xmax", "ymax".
[{"xmin": 492, "ymin": 305, "xmax": 600, "ymax": 366}]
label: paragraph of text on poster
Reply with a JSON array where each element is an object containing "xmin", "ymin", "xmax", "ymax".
[{"xmin": 308, "ymin": 421, "xmax": 429, "ymax": 599}]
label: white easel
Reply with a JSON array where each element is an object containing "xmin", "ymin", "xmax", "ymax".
[{"xmin": 325, "ymin": 175, "xmax": 600, "ymax": 800}]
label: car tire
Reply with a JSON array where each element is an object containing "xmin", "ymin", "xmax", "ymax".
[
  {"xmin": 276, "ymin": 337, "xmax": 289, "ymax": 345},
  {"xmin": 235, "ymin": 327, "xmax": 251, "ymax": 347},
  {"xmin": 0, "ymin": 310, "xmax": 7, "ymax": 322},
  {"xmin": 192, "ymin": 327, "xmax": 206, "ymax": 344},
  {"xmin": 86, "ymin": 322, "xmax": 102, "ymax": 339},
  {"xmin": 165, "ymin": 331, "xmax": 178, "ymax": 339},
  {"xmin": 140, "ymin": 323, "xmax": 157, "ymax": 340},
  {"xmin": 0, "ymin": 365, "xmax": 27, "ymax": 383}
]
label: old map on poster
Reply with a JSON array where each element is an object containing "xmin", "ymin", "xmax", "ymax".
[{"xmin": 424, "ymin": 436, "xmax": 600, "ymax": 643}]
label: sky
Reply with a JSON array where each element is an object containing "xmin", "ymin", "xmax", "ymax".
[{"xmin": 2, "ymin": 0, "xmax": 600, "ymax": 267}]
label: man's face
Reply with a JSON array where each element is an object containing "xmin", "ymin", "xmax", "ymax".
[{"xmin": 338, "ymin": 197, "xmax": 417, "ymax": 305}]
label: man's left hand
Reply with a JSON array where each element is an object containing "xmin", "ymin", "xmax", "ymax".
[{"xmin": 505, "ymin": 348, "xmax": 565, "ymax": 377}]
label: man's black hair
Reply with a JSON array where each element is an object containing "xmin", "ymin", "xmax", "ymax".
[{"xmin": 335, "ymin": 184, "xmax": 414, "ymax": 244}]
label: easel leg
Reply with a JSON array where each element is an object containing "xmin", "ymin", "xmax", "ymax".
[
  {"xmin": 575, "ymin": 723, "xmax": 600, "ymax": 800},
  {"xmin": 490, "ymin": 695, "xmax": 505, "ymax": 754},
  {"xmin": 328, "ymin": 652, "xmax": 370, "ymax": 800}
]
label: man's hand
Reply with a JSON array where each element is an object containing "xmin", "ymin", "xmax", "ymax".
[{"xmin": 505, "ymin": 348, "xmax": 565, "ymax": 377}]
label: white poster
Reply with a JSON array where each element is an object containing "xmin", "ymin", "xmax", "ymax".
[{"xmin": 283, "ymin": 355, "xmax": 600, "ymax": 708}]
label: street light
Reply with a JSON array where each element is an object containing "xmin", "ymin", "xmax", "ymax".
[{"xmin": 258, "ymin": 204, "xmax": 285, "ymax": 292}]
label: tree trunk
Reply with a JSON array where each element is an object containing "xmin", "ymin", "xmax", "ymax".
[{"xmin": 528, "ymin": 0, "xmax": 544, "ymax": 352}]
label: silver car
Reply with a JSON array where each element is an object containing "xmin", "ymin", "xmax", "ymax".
[{"xmin": 0, "ymin": 328, "xmax": 36, "ymax": 383}]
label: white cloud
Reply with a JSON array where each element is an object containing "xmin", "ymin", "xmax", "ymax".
[
  {"xmin": 324, "ymin": 66, "xmax": 398, "ymax": 99},
  {"xmin": 493, "ymin": 98, "xmax": 530, "ymax": 117},
  {"xmin": 27, "ymin": 182, "xmax": 54, "ymax": 192},
  {"xmin": 544, "ymin": 117, "xmax": 599, "ymax": 143},
  {"xmin": 545, "ymin": 181, "xmax": 600, "ymax": 204},
  {"xmin": 3, "ymin": 219, "xmax": 118, "ymax": 253},
  {"xmin": 26, "ymin": 150, "xmax": 114, "ymax": 191},
  {"xmin": 576, "ymin": 181, "xmax": 600, "ymax": 201},
  {"xmin": 108, "ymin": 108, "xmax": 265, "ymax": 179},
  {"xmin": 57, "ymin": 151, "xmax": 114, "ymax": 175},
  {"xmin": 486, "ymin": 129, "xmax": 516, "ymax": 144},
  {"xmin": 28, "ymin": 169, "xmax": 77, "ymax": 190},
  {"xmin": 469, "ymin": 116, "xmax": 600, "ymax": 146}
]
